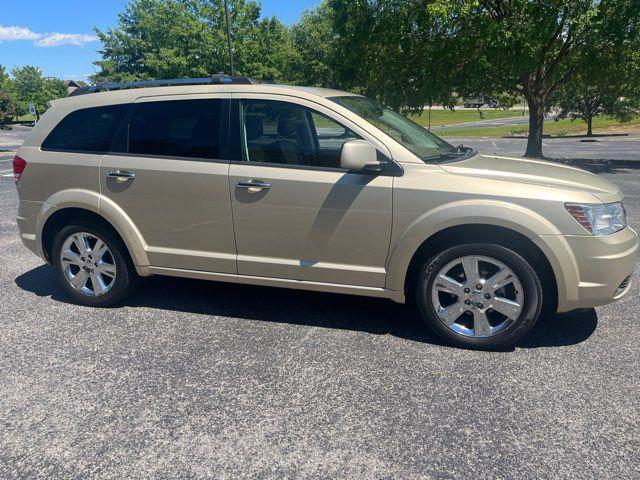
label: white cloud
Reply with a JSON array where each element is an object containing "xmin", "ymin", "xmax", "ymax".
[
  {"xmin": 0, "ymin": 25, "xmax": 97, "ymax": 47},
  {"xmin": 0, "ymin": 25, "xmax": 41, "ymax": 41},
  {"xmin": 34, "ymin": 33, "xmax": 98, "ymax": 47}
]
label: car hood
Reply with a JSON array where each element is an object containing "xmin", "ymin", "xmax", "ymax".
[{"xmin": 439, "ymin": 154, "xmax": 620, "ymax": 202}]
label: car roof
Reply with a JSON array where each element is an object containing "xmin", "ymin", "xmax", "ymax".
[{"xmin": 50, "ymin": 83, "xmax": 357, "ymax": 110}]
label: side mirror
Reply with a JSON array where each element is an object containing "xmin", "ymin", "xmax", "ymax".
[{"xmin": 340, "ymin": 140, "xmax": 383, "ymax": 173}]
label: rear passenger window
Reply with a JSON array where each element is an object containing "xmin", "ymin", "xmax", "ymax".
[
  {"xmin": 129, "ymin": 99, "xmax": 223, "ymax": 159},
  {"xmin": 42, "ymin": 104, "xmax": 128, "ymax": 153}
]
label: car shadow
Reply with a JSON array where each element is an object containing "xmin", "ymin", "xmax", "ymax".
[
  {"xmin": 15, "ymin": 264, "xmax": 597, "ymax": 350},
  {"xmin": 516, "ymin": 308, "xmax": 597, "ymax": 348}
]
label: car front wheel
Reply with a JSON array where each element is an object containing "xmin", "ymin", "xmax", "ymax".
[{"xmin": 415, "ymin": 243, "xmax": 543, "ymax": 350}]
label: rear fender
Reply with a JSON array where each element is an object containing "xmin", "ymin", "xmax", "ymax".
[{"xmin": 38, "ymin": 189, "xmax": 149, "ymax": 267}]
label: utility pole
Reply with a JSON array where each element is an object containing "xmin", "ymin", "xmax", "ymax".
[{"xmin": 223, "ymin": 0, "xmax": 235, "ymax": 75}]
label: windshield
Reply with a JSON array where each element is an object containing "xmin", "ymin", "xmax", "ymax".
[{"xmin": 330, "ymin": 95, "xmax": 457, "ymax": 162}]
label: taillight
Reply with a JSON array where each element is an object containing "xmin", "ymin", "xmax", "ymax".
[{"xmin": 13, "ymin": 155, "xmax": 26, "ymax": 183}]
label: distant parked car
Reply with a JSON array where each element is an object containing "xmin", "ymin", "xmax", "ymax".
[
  {"xmin": 12, "ymin": 76, "xmax": 638, "ymax": 349},
  {"xmin": 463, "ymin": 98, "xmax": 499, "ymax": 109}
]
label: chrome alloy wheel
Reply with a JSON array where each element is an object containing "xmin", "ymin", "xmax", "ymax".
[
  {"xmin": 59, "ymin": 232, "xmax": 117, "ymax": 297},
  {"xmin": 430, "ymin": 255, "xmax": 524, "ymax": 338}
]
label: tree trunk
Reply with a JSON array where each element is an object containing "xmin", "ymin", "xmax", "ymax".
[
  {"xmin": 524, "ymin": 96, "xmax": 545, "ymax": 158},
  {"xmin": 586, "ymin": 115, "xmax": 593, "ymax": 136}
]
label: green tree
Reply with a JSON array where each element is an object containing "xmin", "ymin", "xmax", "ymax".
[
  {"xmin": 10, "ymin": 66, "xmax": 67, "ymax": 119},
  {"xmin": 0, "ymin": 93, "xmax": 16, "ymax": 129},
  {"xmin": 11, "ymin": 66, "xmax": 45, "ymax": 118},
  {"xmin": 552, "ymin": 48, "xmax": 640, "ymax": 136},
  {"xmin": 432, "ymin": 0, "xmax": 640, "ymax": 157},
  {"xmin": 329, "ymin": 0, "xmax": 456, "ymax": 111},
  {"xmin": 0, "ymin": 65, "xmax": 17, "ymax": 125},
  {"xmin": 93, "ymin": 0, "xmax": 291, "ymax": 82},
  {"xmin": 286, "ymin": 1, "xmax": 340, "ymax": 88},
  {"xmin": 239, "ymin": 16, "xmax": 291, "ymax": 82},
  {"xmin": 329, "ymin": 0, "xmax": 640, "ymax": 157},
  {"xmin": 44, "ymin": 78, "xmax": 69, "ymax": 106},
  {"xmin": 0, "ymin": 65, "xmax": 8, "ymax": 89}
]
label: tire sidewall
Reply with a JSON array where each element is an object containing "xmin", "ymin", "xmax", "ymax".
[
  {"xmin": 51, "ymin": 223, "xmax": 134, "ymax": 307},
  {"xmin": 415, "ymin": 243, "xmax": 542, "ymax": 350}
]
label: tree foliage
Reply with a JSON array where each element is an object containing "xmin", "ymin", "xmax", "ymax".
[
  {"xmin": 10, "ymin": 66, "xmax": 67, "ymax": 118},
  {"xmin": 552, "ymin": 42, "xmax": 640, "ymax": 136},
  {"xmin": 92, "ymin": 0, "xmax": 291, "ymax": 82},
  {"xmin": 0, "ymin": 65, "xmax": 16, "ymax": 128},
  {"xmin": 0, "ymin": 92, "xmax": 16, "ymax": 130},
  {"xmin": 329, "ymin": 0, "xmax": 457, "ymax": 110},
  {"xmin": 328, "ymin": 0, "xmax": 640, "ymax": 157},
  {"xmin": 286, "ymin": 1, "xmax": 340, "ymax": 88},
  {"xmin": 0, "ymin": 65, "xmax": 8, "ymax": 89},
  {"xmin": 92, "ymin": 0, "xmax": 640, "ymax": 157},
  {"xmin": 445, "ymin": 0, "xmax": 640, "ymax": 156}
]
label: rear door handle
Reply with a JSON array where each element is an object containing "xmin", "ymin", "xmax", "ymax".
[
  {"xmin": 236, "ymin": 180, "xmax": 271, "ymax": 192},
  {"xmin": 107, "ymin": 170, "xmax": 135, "ymax": 182}
]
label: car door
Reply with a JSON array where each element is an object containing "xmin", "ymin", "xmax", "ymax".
[
  {"xmin": 100, "ymin": 94, "xmax": 237, "ymax": 273},
  {"xmin": 228, "ymin": 94, "xmax": 394, "ymax": 287}
]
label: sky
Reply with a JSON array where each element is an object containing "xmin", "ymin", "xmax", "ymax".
[{"xmin": 0, "ymin": 0, "xmax": 319, "ymax": 81}]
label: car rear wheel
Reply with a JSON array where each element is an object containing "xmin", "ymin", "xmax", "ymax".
[
  {"xmin": 415, "ymin": 243, "xmax": 542, "ymax": 350},
  {"xmin": 52, "ymin": 223, "xmax": 138, "ymax": 307}
]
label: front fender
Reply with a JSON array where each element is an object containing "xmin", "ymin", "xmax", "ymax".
[{"xmin": 385, "ymin": 199, "xmax": 578, "ymax": 306}]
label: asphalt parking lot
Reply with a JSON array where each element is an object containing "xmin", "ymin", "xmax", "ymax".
[
  {"xmin": 1, "ymin": 133, "xmax": 639, "ymax": 478},
  {"xmin": 447, "ymin": 135, "xmax": 640, "ymax": 162}
]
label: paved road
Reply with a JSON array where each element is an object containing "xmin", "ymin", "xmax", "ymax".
[
  {"xmin": 448, "ymin": 135, "xmax": 640, "ymax": 162},
  {"xmin": 1, "ymin": 140, "xmax": 639, "ymax": 478},
  {"xmin": 0, "ymin": 125, "xmax": 31, "ymax": 151}
]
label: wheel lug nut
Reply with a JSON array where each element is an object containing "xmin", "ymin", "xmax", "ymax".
[
  {"xmin": 477, "ymin": 303, "xmax": 484, "ymax": 309},
  {"xmin": 476, "ymin": 284, "xmax": 483, "ymax": 290},
  {"xmin": 464, "ymin": 299, "xmax": 471, "ymax": 305},
  {"xmin": 464, "ymin": 288, "xmax": 471, "ymax": 293},
  {"xmin": 484, "ymin": 293, "xmax": 491, "ymax": 299}
]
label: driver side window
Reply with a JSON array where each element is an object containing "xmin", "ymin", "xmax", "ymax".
[{"xmin": 240, "ymin": 100, "xmax": 360, "ymax": 168}]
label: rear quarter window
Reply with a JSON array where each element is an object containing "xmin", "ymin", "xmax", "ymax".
[{"xmin": 42, "ymin": 104, "xmax": 129, "ymax": 153}]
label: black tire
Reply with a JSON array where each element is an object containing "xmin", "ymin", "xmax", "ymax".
[
  {"xmin": 415, "ymin": 243, "xmax": 543, "ymax": 350},
  {"xmin": 51, "ymin": 222, "xmax": 138, "ymax": 307}
]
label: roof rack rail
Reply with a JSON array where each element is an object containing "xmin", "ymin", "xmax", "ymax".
[{"xmin": 69, "ymin": 74, "xmax": 265, "ymax": 96}]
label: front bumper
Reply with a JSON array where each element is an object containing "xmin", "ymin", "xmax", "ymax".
[{"xmin": 555, "ymin": 226, "xmax": 638, "ymax": 312}]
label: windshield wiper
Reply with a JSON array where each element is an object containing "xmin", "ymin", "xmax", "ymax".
[
  {"xmin": 422, "ymin": 145, "xmax": 477, "ymax": 163},
  {"xmin": 437, "ymin": 145, "xmax": 477, "ymax": 162}
]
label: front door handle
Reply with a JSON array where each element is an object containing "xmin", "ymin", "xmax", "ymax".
[
  {"xmin": 107, "ymin": 170, "xmax": 135, "ymax": 182},
  {"xmin": 236, "ymin": 180, "xmax": 271, "ymax": 192}
]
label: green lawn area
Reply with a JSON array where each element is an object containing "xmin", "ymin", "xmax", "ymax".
[
  {"xmin": 439, "ymin": 116, "xmax": 640, "ymax": 137},
  {"xmin": 409, "ymin": 108, "xmax": 525, "ymax": 127},
  {"xmin": 9, "ymin": 115, "xmax": 37, "ymax": 124}
]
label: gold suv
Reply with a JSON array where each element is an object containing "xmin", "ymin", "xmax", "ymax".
[{"xmin": 13, "ymin": 76, "xmax": 638, "ymax": 349}]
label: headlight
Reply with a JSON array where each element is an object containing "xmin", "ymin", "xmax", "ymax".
[{"xmin": 565, "ymin": 202, "xmax": 627, "ymax": 235}]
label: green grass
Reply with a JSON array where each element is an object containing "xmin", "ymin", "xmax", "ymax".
[
  {"xmin": 6, "ymin": 115, "xmax": 36, "ymax": 124},
  {"xmin": 439, "ymin": 116, "xmax": 640, "ymax": 137},
  {"xmin": 409, "ymin": 108, "xmax": 525, "ymax": 127}
]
